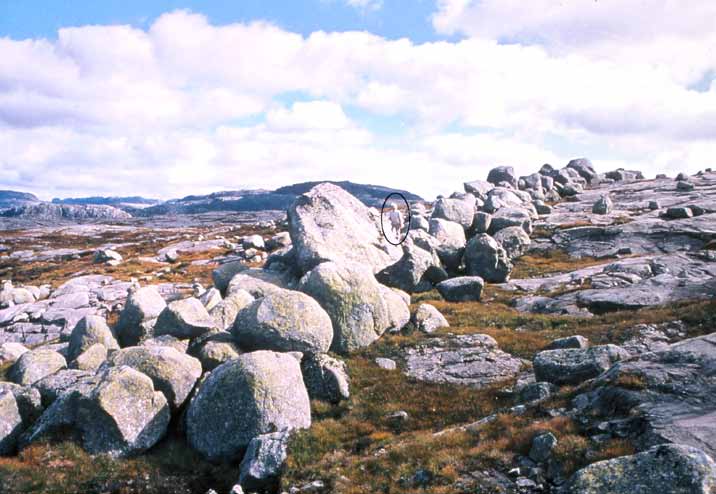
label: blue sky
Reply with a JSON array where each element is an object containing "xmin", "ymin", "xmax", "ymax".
[
  {"xmin": 1, "ymin": 1, "xmax": 715, "ymax": 200},
  {"xmin": 0, "ymin": 0, "xmax": 444, "ymax": 43}
]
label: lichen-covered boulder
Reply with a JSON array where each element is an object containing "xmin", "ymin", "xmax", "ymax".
[
  {"xmin": 107, "ymin": 346, "xmax": 202, "ymax": 410},
  {"xmin": 298, "ymin": 262, "xmax": 392, "ymax": 354},
  {"xmin": 0, "ymin": 391, "xmax": 23, "ymax": 455},
  {"xmin": 67, "ymin": 315, "xmax": 119, "ymax": 361},
  {"xmin": 210, "ymin": 289, "xmax": 254, "ymax": 331},
  {"xmin": 428, "ymin": 218, "xmax": 466, "ymax": 271},
  {"xmin": 233, "ymin": 290, "xmax": 333, "ymax": 354},
  {"xmin": 187, "ymin": 331, "xmax": 241, "ymax": 372},
  {"xmin": 487, "ymin": 166, "xmax": 518, "ymax": 188},
  {"xmin": 288, "ymin": 183, "xmax": 401, "ymax": 274},
  {"xmin": 463, "ymin": 234, "xmax": 513, "ymax": 283},
  {"xmin": 115, "ymin": 286, "xmax": 167, "ymax": 347},
  {"xmin": 0, "ymin": 342, "xmax": 28, "ymax": 366},
  {"xmin": 300, "ymin": 353, "xmax": 350, "ymax": 403},
  {"xmin": 9, "ymin": 349, "xmax": 67, "ymax": 386},
  {"xmin": 76, "ymin": 366, "xmax": 170, "ymax": 457},
  {"xmin": 380, "ymin": 285, "xmax": 411, "ymax": 333},
  {"xmin": 493, "ymin": 226, "xmax": 531, "ymax": 260},
  {"xmin": 33, "ymin": 369, "xmax": 95, "ymax": 408},
  {"xmin": 226, "ymin": 269, "xmax": 293, "ymax": 298},
  {"xmin": 186, "ymin": 351, "xmax": 311, "ymax": 461},
  {"xmin": 69, "ymin": 343, "xmax": 108, "ymax": 371},
  {"xmin": 154, "ymin": 297, "xmax": 217, "ymax": 339},
  {"xmin": 566, "ymin": 444, "xmax": 716, "ymax": 494},
  {"xmin": 533, "ymin": 344, "xmax": 629, "ymax": 385},
  {"xmin": 376, "ymin": 241, "xmax": 442, "ymax": 293}
]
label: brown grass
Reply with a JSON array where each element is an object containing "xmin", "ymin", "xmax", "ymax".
[{"xmin": 512, "ymin": 250, "xmax": 607, "ymax": 279}]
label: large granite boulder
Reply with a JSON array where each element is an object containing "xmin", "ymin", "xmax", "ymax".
[
  {"xmin": 233, "ymin": 290, "xmax": 333, "ymax": 354},
  {"xmin": 67, "ymin": 315, "xmax": 119, "ymax": 361},
  {"xmin": 9, "ymin": 350, "xmax": 67, "ymax": 386},
  {"xmin": 115, "ymin": 286, "xmax": 167, "ymax": 347},
  {"xmin": 566, "ymin": 444, "xmax": 716, "ymax": 494},
  {"xmin": 186, "ymin": 351, "xmax": 311, "ymax": 461},
  {"xmin": 533, "ymin": 344, "xmax": 629, "ymax": 385},
  {"xmin": 463, "ymin": 234, "xmax": 513, "ymax": 283},
  {"xmin": 107, "ymin": 346, "xmax": 202, "ymax": 410},
  {"xmin": 154, "ymin": 297, "xmax": 217, "ymax": 339},
  {"xmin": 299, "ymin": 262, "xmax": 394, "ymax": 354},
  {"xmin": 287, "ymin": 183, "xmax": 401, "ymax": 274}
]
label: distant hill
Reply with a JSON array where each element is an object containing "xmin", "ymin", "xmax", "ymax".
[
  {"xmin": 0, "ymin": 190, "xmax": 40, "ymax": 210},
  {"xmin": 129, "ymin": 181, "xmax": 423, "ymax": 217},
  {"xmin": 51, "ymin": 196, "xmax": 160, "ymax": 208},
  {"xmin": 1, "ymin": 203, "xmax": 132, "ymax": 221}
]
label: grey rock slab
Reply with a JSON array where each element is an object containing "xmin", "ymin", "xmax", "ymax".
[
  {"xmin": 436, "ymin": 276, "xmax": 484, "ymax": 302},
  {"xmin": 566, "ymin": 444, "xmax": 716, "ymax": 494},
  {"xmin": 533, "ymin": 344, "xmax": 628, "ymax": 385},
  {"xmin": 403, "ymin": 334, "xmax": 523, "ymax": 388}
]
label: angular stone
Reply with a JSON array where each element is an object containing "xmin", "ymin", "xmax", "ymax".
[
  {"xmin": 436, "ymin": 276, "xmax": 485, "ymax": 302},
  {"xmin": 300, "ymin": 353, "xmax": 350, "ymax": 403},
  {"xmin": 533, "ymin": 345, "xmax": 629, "ymax": 385},
  {"xmin": 154, "ymin": 297, "xmax": 216, "ymax": 339}
]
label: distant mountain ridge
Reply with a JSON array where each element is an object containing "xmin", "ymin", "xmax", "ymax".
[
  {"xmin": 51, "ymin": 196, "xmax": 160, "ymax": 207},
  {"xmin": 0, "ymin": 181, "xmax": 424, "ymax": 220},
  {"xmin": 0, "ymin": 190, "xmax": 40, "ymax": 210}
]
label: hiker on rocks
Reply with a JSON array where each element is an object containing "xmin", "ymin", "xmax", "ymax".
[{"xmin": 387, "ymin": 202, "xmax": 404, "ymax": 242}]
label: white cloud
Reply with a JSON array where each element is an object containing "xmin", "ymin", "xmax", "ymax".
[
  {"xmin": 345, "ymin": 0, "xmax": 383, "ymax": 11},
  {"xmin": 1, "ymin": 8, "xmax": 715, "ymax": 201}
]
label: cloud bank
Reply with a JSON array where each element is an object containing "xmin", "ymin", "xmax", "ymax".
[{"xmin": 1, "ymin": 5, "xmax": 715, "ymax": 200}]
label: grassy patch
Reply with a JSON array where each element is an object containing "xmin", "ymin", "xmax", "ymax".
[
  {"xmin": 0, "ymin": 434, "xmax": 238, "ymax": 494},
  {"xmin": 511, "ymin": 250, "xmax": 607, "ymax": 279}
]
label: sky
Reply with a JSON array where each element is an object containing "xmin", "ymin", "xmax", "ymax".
[{"xmin": 1, "ymin": 0, "xmax": 716, "ymax": 201}]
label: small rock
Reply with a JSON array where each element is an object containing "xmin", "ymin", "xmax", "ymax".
[
  {"xmin": 238, "ymin": 430, "xmax": 290, "ymax": 492},
  {"xmin": 375, "ymin": 357, "xmax": 397, "ymax": 370},
  {"xmin": 411, "ymin": 303, "xmax": 449, "ymax": 333},
  {"xmin": 300, "ymin": 353, "xmax": 350, "ymax": 403},
  {"xmin": 436, "ymin": 276, "xmax": 484, "ymax": 302},
  {"xmin": 544, "ymin": 335, "xmax": 589, "ymax": 350},
  {"xmin": 529, "ymin": 432, "xmax": 557, "ymax": 463},
  {"xmin": 592, "ymin": 195, "xmax": 613, "ymax": 215}
]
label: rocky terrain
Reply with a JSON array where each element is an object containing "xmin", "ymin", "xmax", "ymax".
[{"xmin": 0, "ymin": 159, "xmax": 715, "ymax": 494}]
